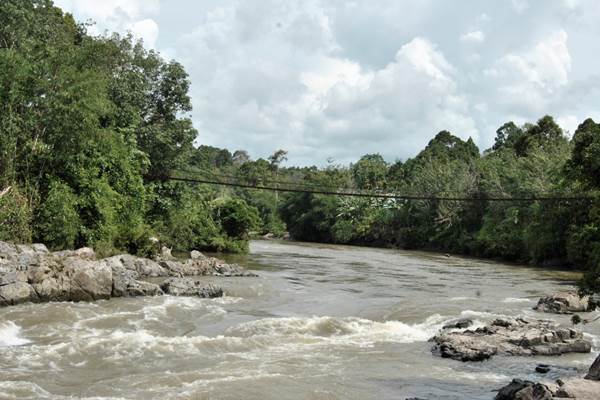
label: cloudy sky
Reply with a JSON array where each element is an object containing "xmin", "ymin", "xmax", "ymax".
[{"xmin": 55, "ymin": 0, "xmax": 600, "ymax": 166}]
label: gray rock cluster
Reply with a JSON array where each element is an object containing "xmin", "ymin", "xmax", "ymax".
[
  {"xmin": 431, "ymin": 318, "xmax": 591, "ymax": 362},
  {"xmin": 534, "ymin": 292, "xmax": 591, "ymax": 314},
  {"xmin": 0, "ymin": 241, "xmax": 256, "ymax": 306},
  {"xmin": 495, "ymin": 354, "xmax": 600, "ymax": 399}
]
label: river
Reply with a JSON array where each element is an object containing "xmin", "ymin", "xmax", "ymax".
[{"xmin": 1, "ymin": 240, "xmax": 599, "ymax": 399}]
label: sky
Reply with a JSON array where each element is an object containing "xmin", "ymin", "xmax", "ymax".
[{"xmin": 54, "ymin": 0, "xmax": 600, "ymax": 166}]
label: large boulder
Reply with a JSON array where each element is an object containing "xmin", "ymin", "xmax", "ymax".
[
  {"xmin": 63, "ymin": 258, "xmax": 112, "ymax": 301},
  {"xmin": 432, "ymin": 318, "xmax": 591, "ymax": 362},
  {"xmin": 534, "ymin": 292, "xmax": 590, "ymax": 314},
  {"xmin": 190, "ymin": 250, "xmax": 206, "ymax": 260},
  {"xmin": 585, "ymin": 354, "xmax": 600, "ymax": 381},
  {"xmin": 495, "ymin": 379, "xmax": 553, "ymax": 400},
  {"xmin": 0, "ymin": 282, "xmax": 35, "ymax": 306},
  {"xmin": 108, "ymin": 258, "xmax": 163, "ymax": 298}
]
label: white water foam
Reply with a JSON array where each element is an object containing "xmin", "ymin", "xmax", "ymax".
[
  {"xmin": 456, "ymin": 371, "xmax": 511, "ymax": 383},
  {"xmin": 225, "ymin": 314, "xmax": 447, "ymax": 347},
  {"xmin": 502, "ymin": 297, "xmax": 533, "ymax": 304},
  {"xmin": 0, "ymin": 321, "xmax": 30, "ymax": 347},
  {"xmin": 449, "ymin": 297, "xmax": 477, "ymax": 302},
  {"xmin": 212, "ymin": 296, "xmax": 244, "ymax": 305}
]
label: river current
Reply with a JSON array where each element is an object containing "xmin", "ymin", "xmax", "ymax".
[{"xmin": 1, "ymin": 240, "xmax": 599, "ymax": 399}]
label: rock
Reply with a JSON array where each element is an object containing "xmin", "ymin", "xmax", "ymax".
[
  {"xmin": 160, "ymin": 246, "xmax": 175, "ymax": 261},
  {"xmin": 535, "ymin": 365, "xmax": 551, "ymax": 374},
  {"xmin": 124, "ymin": 280, "xmax": 163, "ymax": 297},
  {"xmin": 431, "ymin": 318, "xmax": 591, "ymax": 362},
  {"xmin": 190, "ymin": 250, "xmax": 206, "ymax": 260},
  {"xmin": 63, "ymin": 258, "xmax": 112, "ymax": 301},
  {"xmin": 495, "ymin": 379, "xmax": 553, "ymax": 400},
  {"xmin": 585, "ymin": 353, "xmax": 600, "ymax": 381},
  {"xmin": 0, "ymin": 241, "xmax": 19, "ymax": 260},
  {"xmin": 54, "ymin": 247, "xmax": 96, "ymax": 260},
  {"xmin": 435, "ymin": 336, "xmax": 498, "ymax": 362},
  {"xmin": 117, "ymin": 254, "xmax": 167, "ymax": 277},
  {"xmin": 160, "ymin": 257, "xmax": 257, "ymax": 278},
  {"xmin": 492, "ymin": 318, "xmax": 513, "ymax": 328},
  {"xmin": 553, "ymin": 378, "xmax": 600, "ymax": 399},
  {"xmin": 0, "ymin": 282, "xmax": 35, "ymax": 306},
  {"xmin": 0, "ymin": 240, "xmax": 254, "ymax": 307},
  {"xmin": 443, "ymin": 318, "xmax": 473, "ymax": 330},
  {"xmin": 160, "ymin": 278, "xmax": 223, "ymax": 298},
  {"xmin": 109, "ymin": 259, "xmax": 163, "ymax": 298},
  {"xmin": 534, "ymin": 292, "xmax": 590, "ymax": 314}
]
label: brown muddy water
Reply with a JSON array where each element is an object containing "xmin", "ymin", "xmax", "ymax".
[{"xmin": 1, "ymin": 240, "xmax": 599, "ymax": 399}]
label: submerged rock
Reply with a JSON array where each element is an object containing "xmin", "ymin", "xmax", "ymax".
[
  {"xmin": 534, "ymin": 292, "xmax": 590, "ymax": 314},
  {"xmin": 160, "ymin": 278, "xmax": 223, "ymax": 298},
  {"xmin": 431, "ymin": 318, "xmax": 591, "ymax": 362},
  {"xmin": 0, "ymin": 240, "xmax": 254, "ymax": 306},
  {"xmin": 535, "ymin": 364, "xmax": 551, "ymax": 374},
  {"xmin": 442, "ymin": 318, "xmax": 473, "ymax": 330}
]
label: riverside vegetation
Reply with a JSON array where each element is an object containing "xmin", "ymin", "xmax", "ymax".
[{"xmin": 2, "ymin": 1, "xmax": 600, "ymax": 297}]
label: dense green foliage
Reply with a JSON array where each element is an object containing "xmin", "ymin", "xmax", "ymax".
[{"xmin": 0, "ymin": 0, "xmax": 258, "ymax": 254}]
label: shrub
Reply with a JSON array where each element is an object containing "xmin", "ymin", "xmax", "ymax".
[
  {"xmin": 35, "ymin": 180, "xmax": 80, "ymax": 250},
  {"xmin": 0, "ymin": 186, "xmax": 32, "ymax": 243}
]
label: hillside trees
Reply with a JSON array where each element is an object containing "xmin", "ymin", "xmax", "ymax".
[{"xmin": 0, "ymin": 0, "xmax": 257, "ymax": 254}]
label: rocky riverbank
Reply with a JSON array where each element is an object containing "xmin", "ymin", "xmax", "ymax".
[
  {"xmin": 0, "ymin": 241, "xmax": 256, "ymax": 307},
  {"xmin": 427, "ymin": 289, "xmax": 600, "ymax": 399},
  {"xmin": 431, "ymin": 317, "xmax": 592, "ymax": 362}
]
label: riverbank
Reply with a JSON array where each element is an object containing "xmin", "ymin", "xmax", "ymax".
[{"xmin": 0, "ymin": 241, "xmax": 256, "ymax": 307}]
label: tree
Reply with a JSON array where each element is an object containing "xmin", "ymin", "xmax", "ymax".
[
  {"xmin": 233, "ymin": 150, "xmax": 251, "ymax": 165},
  {"xmin": 268, "ymin": 149, "xmax": 288, "ymax": 171},
  {"xmin": 213, "ymin": 198, "xmax": 260, "ymax": 239},
  {"xmin": 492, "ymin": 122, "xmax": 524, "ymax": 152},
  {"xmin": 514, "ymin": 115, "xmax": 565, "ymax": 157},
  {"xmin": 351, "ymin": 154, "xmax": 388, "ymax": 190},
  {"xmin": 565, "ymin": 118, "xmax": 600, "ymax": 188}
]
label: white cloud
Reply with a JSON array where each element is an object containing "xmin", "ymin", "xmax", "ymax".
[
  {"xmin": 127, "ymin": 19, "xmax": 159, "ymax": 48},
  {"xmin": 460, "ymin": 30, "xmax": 485, "ymax": 44},
  {"xmin": 53, "ymin": 0, "xmax": 600, "ymax": 164},
  {"xmin": 557, "ymin": 115, "xmax": 580, "ymax": 136},
  {"xmin": 55, "ymin": 0, "xmax": 160, "ymax": 48},
  {"xmin": 55, "ymin": 0, "xmax": 159, "ymax": 19},
  {"xmin": 511, "ymin": 0, "xmax": 530, "ymax": 14},
  {"xmin": 484, "ymin": 30, "xmax": 572, "ymax": 116}
]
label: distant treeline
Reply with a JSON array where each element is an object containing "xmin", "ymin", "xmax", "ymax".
[
  {"xmin": 184, "ymin": 117, "xmax": 600, "ymax": 293},
  {"xmin": 1, "ymin": 1, "xmax": 599, "ymax": 292}
]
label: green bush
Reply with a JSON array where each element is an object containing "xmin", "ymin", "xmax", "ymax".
[
  {"xmin": 212, "ymin": 198, "xmax": 260, "ymax": 239},
  {"xmin": 35, "ymin": 180, "xmax": 79, "ymax": 250},
  {"xmin": 0, "ymin": 186, "xmax": 32, "ymax": 243}
]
